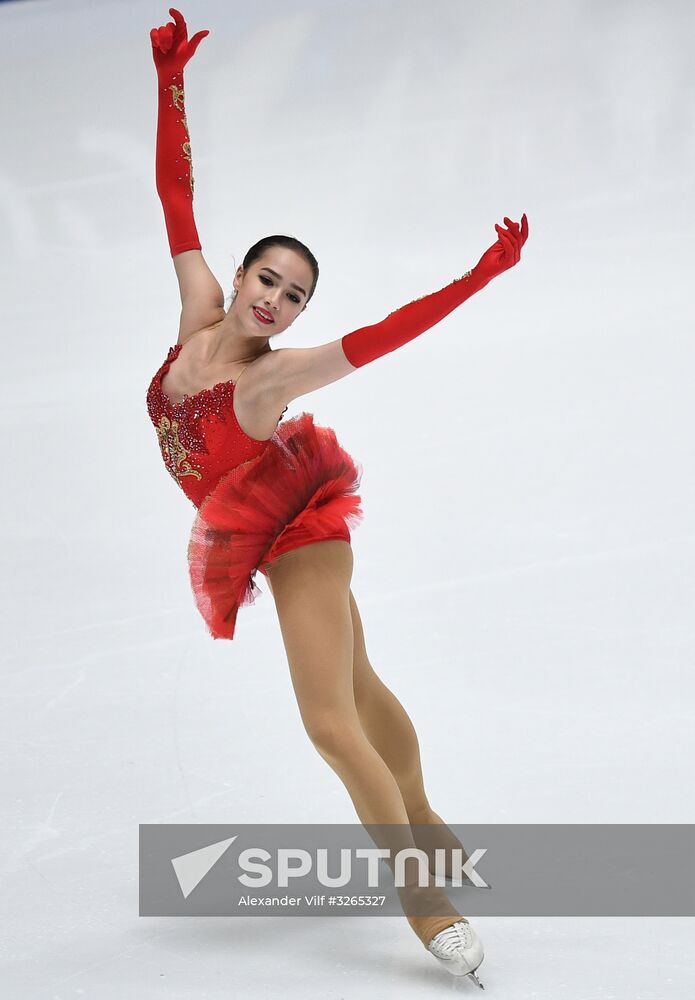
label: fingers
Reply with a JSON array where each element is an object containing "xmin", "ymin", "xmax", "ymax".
[
  {"xmin": 160, "ymin": 22, "xmax": 174, "ymax": 51},
  {"xmin": 494, "ymin": 224, "xmax": 516, "ymax": 261},
  {"xmin": 497, "ymin": 223, "xmax": 522, "ymax": 263},
  {"xmin": 188, "ymin": 29, "xmax": 210, "ymax": 56},
  {"xmin": 168, "ymin": 6, "xmax": 210, "ymax": 55},
  {"xmin": 499, "ymin": 215, "xmax": 529, "ymax": 258},
  {"xmin": 500, "ymin": 213, "xmax": 529, "ymax": 241},
  {"xmin": 152, "ymin": 22, "xmax": 174, "ymax": 52},
  {"xmin": 503, "ymin": 217, "xmax": 522, "ymax": 260},
  {"xmin": 483, "ymin": 213, "xmax": 528, "ymax": 276},
  {"xmin": 503, "ymin": 213, "xmax": 530, "ymax": 248}
]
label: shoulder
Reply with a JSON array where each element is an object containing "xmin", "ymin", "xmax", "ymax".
[
  {"xmin": 235, "ymin": 347, "xmax": 284, "ymax": 403},
  {"xmin": 176, "ymin": 321, "xmax": 219, "ymax": 351},
  {"xmin": 247, "ymin": 341, "xmax": 357, "ymax": 407}
]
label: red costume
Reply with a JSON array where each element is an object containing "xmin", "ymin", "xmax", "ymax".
[
  {"xmin": 148, "ymin": 9, "xmax": 527, "ymax": 640},
  {"xmin": 146, "ymin": 351, "xmax": 364, "ymax": 639}
]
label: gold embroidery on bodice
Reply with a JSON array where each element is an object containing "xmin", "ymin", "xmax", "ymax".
[{"xmin": 155, "ymin": 413, "xmax": 203, "ymax": 484}]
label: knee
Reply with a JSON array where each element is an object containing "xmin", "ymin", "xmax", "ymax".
[{"xmin": 303, "ymin": 712, "xmax": 362, "ymax": 761}]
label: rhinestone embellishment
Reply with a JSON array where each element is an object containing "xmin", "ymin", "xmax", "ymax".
[{"xmin": 154, "ymin": 412, "xmax": 203, "ymax": 485}]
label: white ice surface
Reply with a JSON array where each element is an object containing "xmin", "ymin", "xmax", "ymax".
[{"xmin": 1, "ymin": 0, "xmax": 693, "ymax": 996}]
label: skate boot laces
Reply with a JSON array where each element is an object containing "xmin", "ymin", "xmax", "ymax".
[
  {"xmin": 427, "ymin": 920, "xmax": 485, "ymax": 986},
  {"xmin": 428, "ymin": 919, "xmax": 473, "ymax": 957}
]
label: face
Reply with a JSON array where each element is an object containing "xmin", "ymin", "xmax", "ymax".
[{"xmin": 232, "ymin": 247, "xmax": 313, "ymax": 337}]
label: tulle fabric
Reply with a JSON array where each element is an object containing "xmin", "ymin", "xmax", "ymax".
[{"xmin": 187, "ymin": 412, "xmax": 364, "ymax": 640}]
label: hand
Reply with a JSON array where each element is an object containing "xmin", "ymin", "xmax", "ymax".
[
  {"xmin": 472, "ymin": 213, "xmax": 529, "ymax": 283},
  {"xmin": 150, "ymin": 7, "xmax": 209, "ymax": 75}
]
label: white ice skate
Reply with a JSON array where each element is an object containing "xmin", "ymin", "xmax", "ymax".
[{"xmin": 427, "ymin": 919, "xmax": 485, "ymax": 988}]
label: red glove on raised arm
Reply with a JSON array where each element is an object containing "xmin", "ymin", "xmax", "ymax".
[
  {"xmin": 150, "ymin": 7, "xmax": 209, "ymax": 256},
  {"xmin": 341, "ymin": 214, "xmax": 529, "ymax": 368}
]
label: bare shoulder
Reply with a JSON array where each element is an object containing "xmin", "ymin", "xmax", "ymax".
[
  {"xmin": 232, "ymin": 340, "xmax": 357, "ymax": 441},
  {"xmin": 172, "ymin": 337, "xmax": 358, "ymax": 442},
  {"xmin": 254, "ymin": 339, "xmax": 358, "ymax": 407}
]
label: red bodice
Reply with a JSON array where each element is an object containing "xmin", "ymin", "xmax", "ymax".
[{"xmin": 146, "ymin": 343, "xmax": 286, "ymax": 508}]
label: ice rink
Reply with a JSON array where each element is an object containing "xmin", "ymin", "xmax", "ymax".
[{"xmin": 1, "ymin": 0, "xmax": 693, "ymax": 996}]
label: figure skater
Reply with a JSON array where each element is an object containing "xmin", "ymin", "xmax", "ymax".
[{"xmin": 146, "ymin": 8, "xmax": 528, "ymax": 986}]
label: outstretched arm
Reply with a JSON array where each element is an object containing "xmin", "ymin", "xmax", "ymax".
[
  {"xmin": 341, "ymin": 214, "xmax": 528, "ymax": 367},
  {"xmin": 266, "ymin": 215, "xmax": 529, "ymax": 403},
  {"xmin": 150, "ymin": 7, "xmax": 224, "ymax": 341}
]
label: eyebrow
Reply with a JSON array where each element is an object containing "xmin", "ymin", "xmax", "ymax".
[{"xmin": 259, "ymin": 267, "xmax": 307, "ymax": 298}]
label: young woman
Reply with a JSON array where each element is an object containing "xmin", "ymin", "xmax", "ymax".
[{"xmin": 147, "ymin": 8, "xmax": 528, "ymax": 986}]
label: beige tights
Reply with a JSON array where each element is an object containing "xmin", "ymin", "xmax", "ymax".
[{"xmin": 265, "ymin": 540, "xmax": 466, "ymax": 948}]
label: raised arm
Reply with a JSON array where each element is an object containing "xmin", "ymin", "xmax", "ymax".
[
  {"xmin": 269, "ymin": 214, "xmax": 529, "ymax": 404},
  {"xmin": 150, "ymin": 7, "xmax": 225, "ymax": 342}
]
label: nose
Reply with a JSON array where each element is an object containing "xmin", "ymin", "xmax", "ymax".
[{"xmin": 264, "ymin": 290, "xmax": 281, "ymax": 311}]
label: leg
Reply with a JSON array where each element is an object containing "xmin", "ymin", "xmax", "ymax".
[
  {"xmin": 348, "ymin": 588, "xmax": 470, "ymax": 877},
  {"xmin": 348, "ymin": 587, "xmax": 432, "ymax": 821},
  {"xmin": 267, "ymin": 569, "xmax": 465, "ymax": 856},
  {"xmin": 266, "ymin": 567, "xmax": 432, "ymax": 818},
  {"xmin": 264, "ymin": 542, "xmax": 477, "ymax": 955},
  {"xmin": 264, "ymin": 539, "xmax": 462, "ymax": 934},
  {"xmin": 264, "ymin": 540, "xmax": 417, "ymax": 828}
]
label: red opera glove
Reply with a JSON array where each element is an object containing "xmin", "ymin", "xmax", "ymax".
[
  {"xmin": 150, "ymin": 7, "xmax": 210, "ymax": 256},
  {"xmin": 341, "ymin": 214, "xmax": 529, "ymax": 368}
]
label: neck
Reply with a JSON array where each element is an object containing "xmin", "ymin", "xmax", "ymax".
[{"xmin": 200, "ymin": 306, "xmax": 272, "ymax": 367}]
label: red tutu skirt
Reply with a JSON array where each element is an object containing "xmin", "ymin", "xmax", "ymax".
[{"xmin": 187, "ymin": 412, "xmax": 364, "ymax": 640}]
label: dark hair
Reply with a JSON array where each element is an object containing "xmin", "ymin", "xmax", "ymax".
[{"xmin": 241, "ymin": 234, "xmax": 319, "ymax": 305}]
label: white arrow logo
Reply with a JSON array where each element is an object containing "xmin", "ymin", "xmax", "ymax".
[{"xmin": 171, "ymin": 836, "xmax": 238, "ymax": 898}]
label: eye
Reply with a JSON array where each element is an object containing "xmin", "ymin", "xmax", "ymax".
[{"xmin": 259, "ymin": 274, "xmax": 301, "ymax": 304}]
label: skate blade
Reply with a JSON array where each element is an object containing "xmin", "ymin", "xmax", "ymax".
[
  {"xmin": 467, "ymin": 967, "xmax": 485, "ymax": 989},
  {"xmin": 433, "ymin": 953, "xmax": 485, "ymax": 985}
]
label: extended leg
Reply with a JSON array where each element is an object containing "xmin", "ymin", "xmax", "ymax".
[
  {"xmin": 264, "ymin": 541, "xmax": 421, "ymax": 830},
  {"xmin": 348, "ymin": 588, "xmax": 470, "ymax": 878},
  {"xmin": 264, "ymin": 539, "xmax": 464, "ymax": 937},
  {"xmin": 348, "ymin": 588, "xmax": 432, "ymax": 820}
]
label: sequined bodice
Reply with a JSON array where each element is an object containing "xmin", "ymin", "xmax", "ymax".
[{"xmin": 146, "ymin": 343, "xmax": 285, "ymax": 508}]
